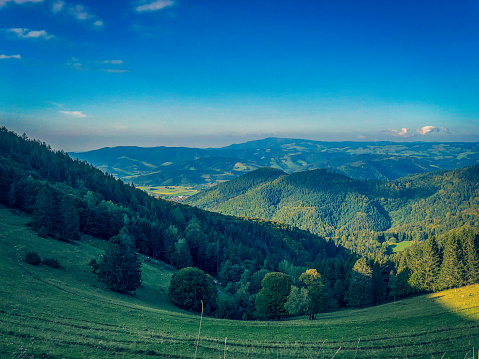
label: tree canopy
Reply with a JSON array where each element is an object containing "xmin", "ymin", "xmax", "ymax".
[
  {"xmin": 255, "ymin": 272, "xmax": 292, "ymax": 320},
  {"xmin": 168, "ymin": 267, "xmax": 217, "ymax": 314},
  {"xmin": 98, "ymin": 227, "xmax": 142, "ymax": 293}
]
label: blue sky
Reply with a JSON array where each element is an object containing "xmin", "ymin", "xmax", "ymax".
[{"xmin": 1, "ymin": 0, "xmax": 479, "ymax": 151}]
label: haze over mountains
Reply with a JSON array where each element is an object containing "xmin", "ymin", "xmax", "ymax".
[{"xmin": 71, "ymin": 138, "xmax": 479, "ymax": 188}]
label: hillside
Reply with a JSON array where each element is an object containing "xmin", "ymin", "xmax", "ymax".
[
  {"xmin": 186, "ymin": 165, "xmax": 479, "ymax": 255},
  {"xmin": 1, "ymin": 207, "xmax": 478, "ymax": 359},
  {"xmin": 0, "ymin": 127, "xmax": 352, "ymax": 318},
  {"xmin": 71, "ymin": 138, "xmax": 479, "ymax": 191}
]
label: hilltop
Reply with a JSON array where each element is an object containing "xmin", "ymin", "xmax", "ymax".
[{"xmin": 70, "ymin": 138, "xmax": 479, "ymax": 192}]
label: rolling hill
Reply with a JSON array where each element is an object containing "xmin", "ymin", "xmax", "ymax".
[
  {"xmin": 1, "ymin": 207, "xmax": 478, "ymax": 359},
  {"xmin": 71, "ymin": 138, "xmax": 479, "ymax": 191},
  {"xmin": 185, "ymin": 165, "xmax": 479, "ymax": 255}
]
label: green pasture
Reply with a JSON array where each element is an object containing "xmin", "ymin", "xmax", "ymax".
[
  {"xmin": 388, "ymin": 240, "xmax": 414, "ymax": 253},
  {"xmin": 138, "ymin": 186, "xmax": 198, "ymax": 199},
  {"xmin": 1, "ymin": 208, "xmax": 478, "ymax": 358}
]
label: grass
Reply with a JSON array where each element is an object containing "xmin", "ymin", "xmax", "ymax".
[
  {"xmin": 137, "ymin": 186, "xmax": 198, "ymax": 199},
  {"xmin": 388, "ymin": 240, "xmax": 414, "ymax": 253},
  {"xmin": 1, "ymin": 207, "xmax": 478, "ymax": 358}
]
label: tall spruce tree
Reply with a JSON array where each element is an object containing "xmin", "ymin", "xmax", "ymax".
[
  {"xmin": 421, "ymin": 236, "xmax": 441, "ymax": 291},
  {"xmin": 98, "ymin": 227, "xmax": 142, "ymax": 293},
  {"xmin": 438, "ymin": 233, "xmax": 464, "ymax": 290},
  {"xmin": 463, "ymin": 231, "xmax": 479, "ymax": 285}
]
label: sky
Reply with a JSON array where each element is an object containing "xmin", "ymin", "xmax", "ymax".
[{"xmin": 1, "ymin": 0, "xmax": 479, "ymax": 151}]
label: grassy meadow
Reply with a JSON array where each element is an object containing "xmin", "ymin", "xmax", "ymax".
[
  {"xmin": 1, "ymin": 207, "xmax": 478, "ymax": 358},
  {"xmin": 137, "ymin": 186, "xmax": 198, "ymax": 199}
]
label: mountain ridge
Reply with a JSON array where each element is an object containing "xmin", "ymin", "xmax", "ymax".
[
  {"xmin": 71, "ymin": 137, "xmax": 479, "ymax": 190},
  {"xmin": 185, "ymin": 164, "xmax": 479, "ymax": 255}
]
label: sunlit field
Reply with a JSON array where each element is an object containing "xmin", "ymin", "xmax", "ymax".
[{"xmin": 1, "ymin": 207, "xmax": 478, "ymax": 358}]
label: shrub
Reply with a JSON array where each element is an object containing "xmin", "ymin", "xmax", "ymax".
[
  {"xmin": 25, "ymin": 251, "xmax": 41, "ymax": 266},
  {"xmin": 168, "ymin": 267, "xmax": 217, "ymax": 314},
  {"xmin": 42, "ymin": 257, "xmax": 61, "ymax": 269}
]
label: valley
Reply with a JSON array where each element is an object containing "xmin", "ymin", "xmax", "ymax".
[{"xmin": 1, "ymin": 127, "xmax": 479, "ymax": 358}]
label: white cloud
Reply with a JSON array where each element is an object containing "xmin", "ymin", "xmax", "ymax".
[
  {"xmin": 102, "ymin": 69, "xmax": 130, "ymax": 73},
  {"xmin": 51, "ymin": 1, "xmax": 104, "ymax": 28},
  {"xmin": 60, "ymin": 111, "xmax": 87, "ymax": 118},
  {"xmin": 357, "ymin": 135, "xmax": 366, "ymax": 139},
  {"xmin": 0, "ymin": 0, "xmax": 43, "ymax": 7},
  {"xmin": 7, "ymin": 28, "xmax": 55, "ymax": 40},
  {"xmin": 416, "ymin": 125, "xmax": 439, "ymax": 135},
  {"xmin": 104, "ymin": 60, "xmax": 123, "ymax": 65},
  {"xmin": 387, "ymin": 128, "xmax": 413, "ymax": 138},
  {"xmin": 67, "ymin": 58, "xmax": 128, "ymax": 73},
  {"xmin": 0, "ymin": 54, "xmax": 21, "ymax": 59},
  {"xmin": 51, "ymin": 0, "xmax": 64, "ymax": 13},
  {"xmin": 135, "ymin": 0, "xmax": 174, "ymax": 12},
  {"xmin": 440, "ymin": 126, "xmax": 451, "ymax": 134}
]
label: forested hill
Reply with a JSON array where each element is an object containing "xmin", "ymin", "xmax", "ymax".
[
  {"xmin": 0, "ymin": 127, "xmax": 345, "ymax": 282},
  {"xmin": 71, "ymin": 138, "xmax": 479, "ymax": 188},
  {"xmin": 185, "ymin": 165, "xmax": 479, "ymax": 255}
]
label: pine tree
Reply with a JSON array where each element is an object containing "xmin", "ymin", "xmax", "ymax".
[
  {"xmin": 463, "ymin": 232, "xmax": 479, "ymax": 285},
  {"xmin": 421, "ymin": 236, "xmax": 441, "ymax": 291},
  {"xmin": 438, "ymin": 233, "xmax": 464, "ymax": 290},
  {"xmin": 98, "ymin": 227, "xmax": 142, "ymax": 293},
  {"xmin": 346, "ymin": 258, "xmax": 373, "ymax": 308}
]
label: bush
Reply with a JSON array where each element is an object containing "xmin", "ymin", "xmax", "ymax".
[
  {"xmin": 42, "ymin": 258, "xmax": 61, "ymax": 269},
  {"xmin": 168, "ymin": 267, "xmax": 217, "ymax": 314},
  {"xmin": 25, "ymin": 251, "xmax": 41, "ymax": 266}
]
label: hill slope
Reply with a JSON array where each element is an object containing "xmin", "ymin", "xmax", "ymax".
[
  {"xmin": 186, "ymin": 165, "xmax": 479, "ymax": 254},
  {"xmin": 1, "ymin": 207, "xmax": 478, "ymax": 359},
  {"xmin": 71, "ymin": 138, "xmax": 479, "ymax": 189}
]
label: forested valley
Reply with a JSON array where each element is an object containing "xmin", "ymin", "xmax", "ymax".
[
  {"xmin": 186, "ymin": 166, "xmax": 479, "ymax": 257},
  {"xmin": 1, "ymin": 127, "xmax": 479, "ymax": 320}
]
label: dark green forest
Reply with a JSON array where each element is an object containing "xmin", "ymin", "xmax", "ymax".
[
  {"xmin": 1, "ymin": 127, "xmax": 478, "ymax": 320},
  {"xmin": 186, "ymin": 166, "xmax": 479, "ymax": 256}
]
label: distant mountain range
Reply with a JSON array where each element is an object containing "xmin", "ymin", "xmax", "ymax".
[{"xmin": 71, "ymin": 138, "xmax": 479, "ymax": 188}]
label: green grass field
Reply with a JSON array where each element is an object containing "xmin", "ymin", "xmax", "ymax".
[
  {"xmin": 388, "ymin": 241, "xmax": 414, "ymax": 253},
  {"xmin": 1, "ymin": 207, "xmax": 478, "ymax": 358},
  {"xmin": 137, "ymin": 186, "xmax": 199, "ymax": 199}
]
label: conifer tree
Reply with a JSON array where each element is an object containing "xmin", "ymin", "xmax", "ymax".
[
  {"xmin": 346, "ymin": 258, "xmax": 373, "ymax": 307},
  {"xmin": 438, "ymin": 233, "xmax": 464, "ymax": 290},
  {"xmin": 98, "ymin": 227, "xmax": 142, "ymax": 293},
  {"xmin": 463, "ymin": 231, "xmax": 479, "ymax": 285},
  {"xmin": 421, "ymin": 236, "xmax": 441, "ymax": 291}
]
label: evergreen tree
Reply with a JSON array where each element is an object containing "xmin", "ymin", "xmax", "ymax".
[
  {"xmin": 171, "ymin": 238, "xmax": 193, "ymax": 269},
  {"xmin": 438, "ymin": 233, "xmax": 464, "ymax": 290},
  {"xmin": 420, "ymin": 236, "xmax": 441, "ymax": 291},
  {"xmin": 346, "ymin": 258, "xmax": 373, "ymax": 308},
  {"xmin": 98, "ymin": 227, "xmax": 142, "ymax": 293},
  {"xmin": 463, "ymin": 231, "xmax": 479, "ymax": 285}
]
